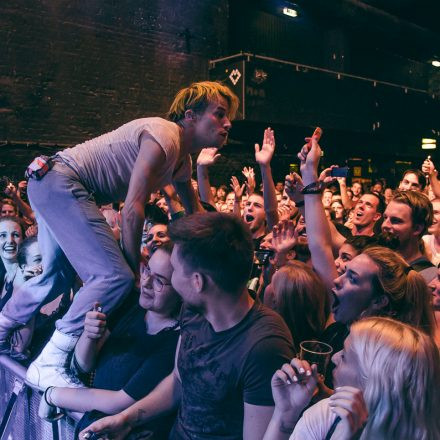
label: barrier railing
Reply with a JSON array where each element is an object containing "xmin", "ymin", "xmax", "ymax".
[{"xmin": 0, "ymin": 355, "xmax": 78, "ymax": 440}]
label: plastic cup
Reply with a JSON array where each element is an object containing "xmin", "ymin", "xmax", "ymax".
[{"xmin": 299, "ymin": 340, "xmax": 333, "ymax": 376}]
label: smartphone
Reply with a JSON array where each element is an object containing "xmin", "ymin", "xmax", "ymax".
[
  {"xmin": 330, "ymin": 166, "xmax": 349, "ymax": 178},
  {"xmin": 254, "ymin": 250, "xmax": 274, "ymax": 266}
]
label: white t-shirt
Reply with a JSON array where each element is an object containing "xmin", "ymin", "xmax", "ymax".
[{"xmin": 290, "ymin": 398, "xmax": 337, "ymax": 440}]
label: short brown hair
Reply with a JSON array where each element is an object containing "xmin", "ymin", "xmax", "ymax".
[
  {"xmin": 167, "ymin": 81, "xmax": 239, "ymax": 122},
  {"xmin": 391, "ymin": 190, "xmax": 433, "ymax": 237},
  {"xmin": 168, "ymin": 212, "xmax": 253, "ymax": 293}
]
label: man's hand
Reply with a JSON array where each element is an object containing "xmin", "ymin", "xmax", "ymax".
[
  {"xmin": 298, "ymin": 137, "xmax": 322, "ymax": 185},
  {"xmin": 284, "ymin": 173, "xmax": 304, "ymax": 205},
  {"xmin": 422, "ymin": 157, "xmax": 436, "ymax": 177},
  {"xmin": 319, "ymin": 165, "xmax": 337, "ymax": 185},
  {"xmin": 197, "ymin": 148, "xmax": 221, "ymax": 167},
  {"xmin": 83, "ymin": 304, "xmax": 107, "ymax": 340},
  {"xmin": 329, "ymin": 386, "xmax": 368, "ymax": 440},
  {"xmin": 271, "ymin": 359, "xmax": 318, "ymax": 415},
  {"xmin": 277, "ymin": 205, "xmax": 291, "ymax": 222},
  {"xmin": 25, "ymin": 224, "xmax": 38, "ymax": 238},
  {"xmin": 255, "ymin": 128, "xmax": 275, "ymax": 167},
  {"xmin": 242, "ymin": 167, "xmax": 256, "ymax": 195},
  {"xmin": 79, "ymin": 413, "xmax": 131, "ymax": 440},
  {"xmin": 230, "ymin": 176, "xmax": 245, "ymax": 199},
  {"xmin": 4, "ymin": 182, "xmax": 19, "ymax": 200},
  {"xmin": 272, "ymin": 220, "xmax": 297, "ymax": 254}
]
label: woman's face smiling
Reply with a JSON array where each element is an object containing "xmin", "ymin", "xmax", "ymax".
[{"xmin": 0, "ymin": 220, "xmax": 22, "ymax": 262}]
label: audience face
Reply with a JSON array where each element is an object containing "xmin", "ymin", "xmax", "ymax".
[
  {"xmin": 322, "ymin": 190, "xmax": 333, "ymax": 209},
  {"xmin": 399, "ymin": 172, "xmax": 422, "ymax": 192},
  {"xmin": 372, "ymin": 182, "xmax": 383, "ymax": 194},
  {"xmin": 279, "ymin": 191, "xmax": 293, "ymax": 209},
  {"xmin": 334, "ymin": 243, "xmax": 358, "ymax": 276},
  {"xmin": 332, "ymin": 254, "xmax": 379, "ymax": 324},
  {"xmin": 22, "ymin": 240, "xmax": 42, "ymax": 270},
  {"xmin": 170, "ymin": 245, "xmax": 201, "ymax": 308},
  {"xmin": 139, "ymin": 249, "xmax": 179, "ymax": 315},
  {"xmin": 144, "ymin": 224, "xmax": 169, "ymax": 255},
  {"xmin": 210, "ymin": 186, "xmax": 217, "ymax": 198},
  {"xmin": 352, "ymin": 194, "xmax": 381, "ymax": 229},
  {"xmin": 382, "ymin": 201, "xmax": 421, "ymax": 247},
  {"xmin": 0, "ymin": 220, "xmax": 23, "ymax": 262},
  {"xmin": 332, "ymin": 336, "xmax": 363, "ymax": 389},
  {"xmin": 156, "ymin": 197, "xmax": 169, "ymax": 213},
  {"xmin": 259, "ymin": 232, "xmax": 273, "ymax": 250},
  {"xmin": 216, "ymin": 187, "xmax": 226, "ymax": 201},
  {"xmin": 428, "ymin": 200, "xmax": 440, "ymax": 235},
  {"xmin": 225, "ymin": 192, "xmax": 235, "ymax": 211},
  {"xmin": 1, "ymin": 203, "xmax": 17, "ymax": 217},
  {"xmin": 275, "ymin": 182, "xmax": 284, "ymax": 193},
  {"xmin": 243, "ymin": 194, "xmax": 265, "ymax": 234},
  {"xmin": 295, "ymin": 215, "xmax": 307, "ymax": 245},
  {"xmin": 384, "ymin": 187, "xmax": 393, "ymax": 204},
  {"xmin": 429, "ymin": 270, "xmax": 440, "ymax": 312},
  {"xmin": 351, "ymin": 182, "xmax": 362, "ymax": 197},
  {"xmin": 331, "ymin": 201, "xmax": 344, "ymax": 220}
]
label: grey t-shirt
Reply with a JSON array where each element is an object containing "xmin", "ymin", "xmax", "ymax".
[{"xmin": 58, "ymin": 117, "xmax": 191, "ymax": 204}]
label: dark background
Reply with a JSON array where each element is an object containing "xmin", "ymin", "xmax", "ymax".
[{"xmin": 1, "ymin": 0, "xmax": 440, "ymax": 187}]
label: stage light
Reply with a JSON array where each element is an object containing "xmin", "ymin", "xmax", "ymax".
[
  {"xmin": 282, "ymin": 7, "xmax": 298, "ymax": 18},
  {"xmin": 422, "ymin": 138, "xmax": 437, "ymax": 149},
  {"xmin": 432, "ymin": 60, "xmax": 440, "ymax": 67}
]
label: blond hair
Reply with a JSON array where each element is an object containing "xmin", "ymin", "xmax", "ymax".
[
  {"xmin": 361, "ymin": 246, "xmax": 435, "ymax": 336},
  {"xmin": 349, "ymin": 317, "xmax": 440, "ymax": 439},
  {"xmin": 167, "ymin": 81, "xmax": 239, "ymax": 122}
]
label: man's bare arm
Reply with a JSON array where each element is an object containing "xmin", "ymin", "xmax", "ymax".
[
  {"xmin": 174, "ymin": 179, "xmax": 204, "ymax": 214},
  {"xmin": 122, "ymin": 133, "xmax": 166, "ymax": 273}
]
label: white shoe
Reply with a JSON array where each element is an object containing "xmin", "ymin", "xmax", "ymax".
[{"xmin": 26, "ymin": 329, "xmax": 85, "ymax": 390}]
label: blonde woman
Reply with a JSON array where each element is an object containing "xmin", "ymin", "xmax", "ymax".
[{"xmin": 265, "ymin": 317, "xmax": 440, "ymax": 440}]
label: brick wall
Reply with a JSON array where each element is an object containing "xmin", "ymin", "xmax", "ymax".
[{"xmin": 0, "ymin": 0, "xmax": 229, "ymax": 145}]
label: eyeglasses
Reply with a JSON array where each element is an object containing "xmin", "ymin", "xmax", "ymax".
[{"xmin": 141, "ymin": 266, "xmax": 172, "ymax": 292}]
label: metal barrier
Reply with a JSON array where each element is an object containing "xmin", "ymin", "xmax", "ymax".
[{"xmin": 0, "ymin": 355, "xmax": 78, "ymax": 440}]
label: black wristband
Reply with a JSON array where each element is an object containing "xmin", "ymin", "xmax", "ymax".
[{"xmin": 301, "ymin": 181, "xmax": 323, "ymax": 195}]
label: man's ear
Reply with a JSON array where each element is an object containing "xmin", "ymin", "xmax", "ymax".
[
  {"xmin": 191, "ymin": 272, "xmax": 205, "ymax": 293},
  {"xmin": 412, "ymin": 222, "xmax": 424, "ymax": 237},
  {"xmin": 184, "ymin": 109, "xmax": 197, "ymax": 122},
  {"xmin": 373, "ymin": 212, "xmax": 382, "ymax": 223}
]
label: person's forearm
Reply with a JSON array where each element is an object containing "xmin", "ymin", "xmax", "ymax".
[
  {"xmin": 74, "ymin": 332, "xmax": 108, "ymax": 373},
  {"xmin": 119, "ymin": 373, "xmax": 181, "ymax": 428},
  {"xmin": 121, "ymin": 203, "xmax": 144, "ymax": 274},
  {"xmin": 263, "ymin": 408, "xmax": 301, "ymax": 440},
  {"xmin": 260, "ymin": 164, "xmax": 279, "ymax": 230},
  {"xmin": 12, "ymin": 195, "xmax": 35, "ymax": 221},
  {"xmin": 430, "ymin": 173, "xmax": 440, "ymax": 199},
  {"xmin": 50, "ymin": 387, "xmax": 134, "ymax": 415},
  {"xmin": 339, "ymin": 182, "xmax": 352, "ymax": 210},
  {"xmin": 302, "ymin": 172, "xmax": 338, "ymax": 291},
  {"xmin": 197, "ymin": 165, "xmax": 215, "ymax": 206}
]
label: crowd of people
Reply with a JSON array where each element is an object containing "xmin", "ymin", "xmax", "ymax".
[{"xmin": 0, "ymin": 81, "xmax": 439, "ymax": 439}]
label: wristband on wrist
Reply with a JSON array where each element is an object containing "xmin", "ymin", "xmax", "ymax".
[{"xmin": 301, "ymin": 181, "xmax": 323, "ymax": 195}]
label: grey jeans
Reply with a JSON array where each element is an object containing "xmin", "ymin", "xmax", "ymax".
[{"xmin": 2, "ymin": 160, "xmax": 134, "ymax": 336}]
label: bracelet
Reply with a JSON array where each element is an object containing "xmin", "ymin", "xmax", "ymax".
[
  {"xmin": 301, "ymin": 181, "xmax": 323, "ymax": 195},
  {"xmin": 44, "ymin": 386, "xmax": 56, "ymax": 407},
  {"xmin": 294, "ymin": 200, "xmax": 305, "ymax": 208}
]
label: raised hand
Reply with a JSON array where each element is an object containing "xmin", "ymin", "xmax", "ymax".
[
  {"xmin": 277, "ymin": 205, "xmax": 291, "ymax": 222},
  {"xmin": 4, "ymin": 182, "xmax": 19, "ymax": 199},
  {"xmin": 271, "ymin": 358, "xmax": 318, "ymax": 415},
  {"xmin": 329, "ymin": 386, "xmax": 368, "ymax": 440},
  {"xmin": 272, "ymin": 220, "xmax": 297, "ymax": 254},
  {"xmin": 83, "ymin": 303, "xmax": 107, "ymax": 340},
  {"xmin": 298, "ymin": 137, "xmax": 322, "ymax": 185},
  {"xmin": 319, "ymin": 165, "xmax": 337, "ymax": 185},
  {"xmin": 255, "ymin": 127, "xmax": 275, "ymax": 166},
  {"xmin": 242, "ymin": 167, "xmax": 256, "ymax": 195},
  {"xmin": 196, "ymin": 148, "xmax": 221, "ymax": 167},
  {"xmin": 79, "ymin": 413, "xmax": 131, "ymax": 440},
  {"xmin": 230, "ymin": 176, "xmax": 245, "ymax": 199},
  {"xmin": 422, "ymin": 157, "xmax": 436, "ymax": 176},
  {"xmin": 25, "ymin": 224, "xmax": 38, "ymax": 238},
  {"xmin": 284, "ymin": 173, "xmax": 304, "ymax": 204}
]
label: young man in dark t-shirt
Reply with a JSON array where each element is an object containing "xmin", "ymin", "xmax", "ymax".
[{"xmin": 81, "ymin": 212, "xmax": 294, "ymax": 440}]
